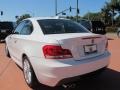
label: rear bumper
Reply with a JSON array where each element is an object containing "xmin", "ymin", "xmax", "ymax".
[{"xmin": 30, "ymin": 51, "xmax": 110, "ymax": 87}]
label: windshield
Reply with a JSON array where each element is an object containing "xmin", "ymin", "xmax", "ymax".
[{"xmin": 37, "ymin": 19, "xmax": 89, "ymax": 34}]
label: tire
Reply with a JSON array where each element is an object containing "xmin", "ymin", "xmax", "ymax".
[
  {"xmin": 23, "ymin": 56, "xmax": 38, "ymax": 88},
  {"xmin": 117, "ymin": 32, "xmax": 120, "ymax": 38},
  {"xmin": 5, "ymin": 44, "xmax": 11, "ymax": 58}
]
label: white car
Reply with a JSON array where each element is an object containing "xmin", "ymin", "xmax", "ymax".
[{"xmin": 5, "ymin": 16, "xmax": 110, "ymax": 88}]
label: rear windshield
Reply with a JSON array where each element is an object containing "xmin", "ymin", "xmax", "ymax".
[
  {"xmin": 0, "ymin": 22, "xmax": 14, "ymax": 30},
  {"xmin": 79, "ymin": 20, "xmax": 92, "ymax": 30},
  {"xmin": 37, "ymin": 19, "xmax": 89, "ymax": 34}
]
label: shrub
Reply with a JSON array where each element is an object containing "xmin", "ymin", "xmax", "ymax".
[{"xmin": 106, "ymin": 27, "xmax": 117, "ymax": 33}]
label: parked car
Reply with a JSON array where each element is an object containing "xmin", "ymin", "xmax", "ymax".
[
  {"xmin": 78, "ymin": 20, "xmax": 106, "ymax": 35},
  {"xmin": 117, "ymin": 27, "xmax": 120, "ymax": 38},
  {"xmin": 0, "ymin": 21, "xmax": 15, "ymax": 41},
  {"xmin": 5, "ymin": 17, "xmax": 110, "ymax": 88}
]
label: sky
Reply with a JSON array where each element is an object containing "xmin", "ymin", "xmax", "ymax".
[{"xmin": 0, "ymin": 0, "xmax": 108, "ymax": 21}]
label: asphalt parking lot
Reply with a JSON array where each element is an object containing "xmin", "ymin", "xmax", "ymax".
[{"xmin": 0, "ymin": 36, "xmax": 120, "ymax": 90}]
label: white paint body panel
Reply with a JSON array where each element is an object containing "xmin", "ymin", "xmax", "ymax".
[{"xmin": 30, "ymin": 51, "xmax": 110, "ymax": 86}]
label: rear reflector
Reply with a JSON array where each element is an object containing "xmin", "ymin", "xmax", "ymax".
[{"xmin": 43, "ymin": 45, "xmax": 73, "ymax": 59}]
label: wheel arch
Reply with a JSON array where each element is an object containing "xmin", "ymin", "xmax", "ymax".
[
  {"xmin": 22, "ymin": 53, "xmax": 38, "ymax": 88},
  {"xmin": 21, "ymin": 53, "xmax": 34, "ymax": 71},
  {"xmin": 22, "ymin": 53, "xmax": 29, "ymax": 67}
]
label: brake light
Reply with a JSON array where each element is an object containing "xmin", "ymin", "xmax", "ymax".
[{"xmin": 43, "ymin": 45, "xmax": 73, "ymax": 59}]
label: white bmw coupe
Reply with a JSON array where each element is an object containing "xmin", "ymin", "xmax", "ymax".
[{"xmin": 5, "ymin": 16, "xmax": 110, "ymax": 88}]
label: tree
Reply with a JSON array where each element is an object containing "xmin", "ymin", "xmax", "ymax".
[
  {"xmin": 102, "ymin": 0, "xmax": 120, "ymax": 26},
  {"xmin": 83, "ymin": 12, "xmax": 102, "ymax": 21},
  {"xmin": 116, "ymin": 0, "xmax": 120, "ymax": 15},
  {"xmin": 16, "ymin": 14, "xmax": 31, "ymax": 24},
  {"xmin": 115, "ymin": 16, "xmax": 120, "ymax": 26},
  {"xmin": 109, "ymin": 0, "xmax": 118, "ymax": 25},
  {"xmin": 101, "ymin": 5, "xmax": 112, "ymax": 25},
  {"xmin": 66, "ymin": 16, "xmax": 81, "ymax": 21}
]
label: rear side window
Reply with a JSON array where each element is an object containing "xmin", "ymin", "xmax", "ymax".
[
  {"xmin": 20, "ymin": 21, "xmax": 33, "ymax": 35},
  {"xmin": 14, "ymin": 20, "xmax": 33, "ymax": 35},
  {"xmin": 14, "ymin": 21, "xmax": 25, "ymax": 34},
  {"xmin": 37, "ymin": 19, "xmax": 89, "ymax": 34}
]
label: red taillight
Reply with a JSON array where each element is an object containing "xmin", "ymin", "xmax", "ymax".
[{"xmin": 43, "ymin": 45, "xmax": 73, "ymax": 59}]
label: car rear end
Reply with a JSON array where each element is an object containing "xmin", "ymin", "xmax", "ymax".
[{"xmin": 30, "ymin": 18, "xmax": 110, "ymax": 87}]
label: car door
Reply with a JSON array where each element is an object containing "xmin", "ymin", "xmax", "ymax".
[
  {"xmin": 9, "ymin": 21, "xmax": 26, "ymax": 60},
  {"xmin": 12, "ymin": 20, "xmax": 33, "ymax": 63}
]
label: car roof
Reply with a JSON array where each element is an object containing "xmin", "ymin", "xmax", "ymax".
[{"xmin": 26, "ymin": 16, "xmax": 68, "ymax": 21}]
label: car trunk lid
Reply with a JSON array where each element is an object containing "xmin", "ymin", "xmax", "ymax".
[{"xmin": 45, "ymin": 33, "xmax": 107, "ymax": 60}]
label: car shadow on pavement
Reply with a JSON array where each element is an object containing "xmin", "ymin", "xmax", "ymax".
[{"xmin": 34, "ymin": 68, "xmax": 120, "ymax": 90}]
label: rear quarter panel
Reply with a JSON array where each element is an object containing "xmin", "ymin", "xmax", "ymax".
[{"xmin": 16, "ymin": 35, "xmax": 59, "ymax": 61}]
